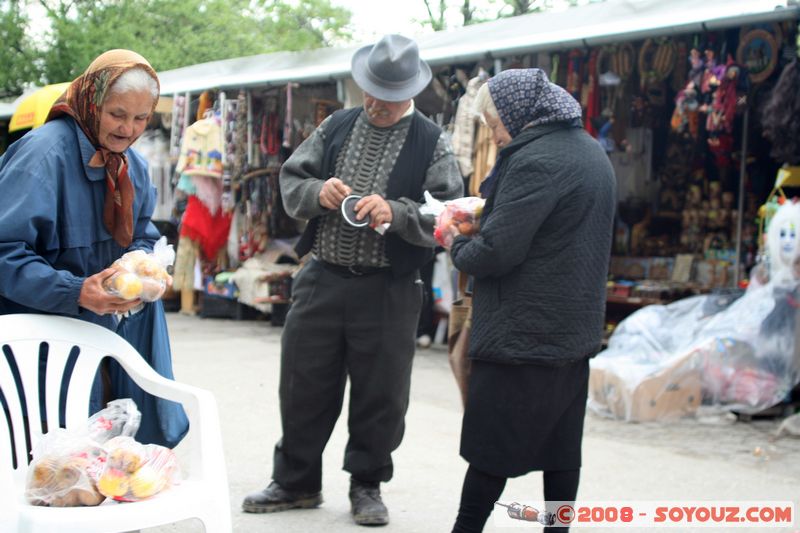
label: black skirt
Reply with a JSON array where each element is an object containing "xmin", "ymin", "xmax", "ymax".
[{"xmin": 460, "ymin": 357, "xmax": 590, "ymax": 478}]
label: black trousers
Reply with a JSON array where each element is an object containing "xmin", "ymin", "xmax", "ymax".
[{"xmin": 272, "ymin": 260, "xmax": 422, "ymax": 492}]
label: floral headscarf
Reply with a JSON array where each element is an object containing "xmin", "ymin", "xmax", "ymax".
[
  {"xmin": 46, "ymin": 49, "xmax": 160, "ymax": 247},
  {"xmin": 488, "ymin": 68, "xmax": 582, "ymax": 138}
]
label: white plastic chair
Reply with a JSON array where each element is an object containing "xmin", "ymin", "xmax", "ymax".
[{"xmin": 0, "ymin": 313, "xmax": 232, "ymax": 532}]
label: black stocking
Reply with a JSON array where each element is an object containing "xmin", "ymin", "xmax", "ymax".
[{"xmin": 452, "ymin": 464, "xmax": 507, "ymax": 533}]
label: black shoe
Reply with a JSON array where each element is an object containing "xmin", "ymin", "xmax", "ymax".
[
  {"xmin": 242, "ymin": 481, "xmax": 322, "ymax": 513},
  {"xmin": 349, "ymin": 478, "xmax": 389, "ymax": 526}
]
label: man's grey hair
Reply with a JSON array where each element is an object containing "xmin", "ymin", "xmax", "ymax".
[
  {"xmin": 472, "ymin": 82, "xmax": 499, "ymax": 122},
  {"xmin": 109, "ymin": 67, "xmax": 159, "ymax": 100}
]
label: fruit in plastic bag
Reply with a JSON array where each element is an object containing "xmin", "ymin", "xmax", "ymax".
[
  {"xmin": 433, "ymin": 196, "xmax": 485, "ymax": 248},
  {"xmin": 26, "ymin": 444, "xmax": 106, "ymax": 507},
  {"xmin": 129, "ymin": 464, "xmax": 163, "ymax": 499},
  {"xmin": 103, "ymin": 237, "xmax": 175, "ymax": 302},
  {"xmin": 97, "ymin": 467, "xmax": 130, "ymax": 498},
  {"xmin": 108, "ymin": 271, "xmax": 144, "ymax": 300},
  {"xmin": 24, "ymin": 399, "xmax": 145, "ymax": 507},
  {"xmin": 97, "ymin": 436, "xmax": 180, "ymax": 502}
]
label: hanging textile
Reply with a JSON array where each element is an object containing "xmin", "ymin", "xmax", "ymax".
[
  {"xmin": 282, "ymin": 82, "xmax": 294, "ymax": 149},
  {"xmin": 585, "ymin": 49, "xmax": 600, "ymax": 137},
  {"xmin": 196, "ymin": 91, "xmax": 213, "ymax": 122},
  {"xmin": 470, "ymin": 123, "xmax": 498, "ymax": 197},
  {"xmin": 566, "ymin": 49, "xmax": 584, "ymax": 103},
  {"xmin": 451, "ymin": 72, "xmax": 487, "ymax": 178},
  {"xmin": 175, "ymin": 117, "xmax": 224, "ymax": 179},
  {"xmin": 180, "ymin": 195, "xmax": 233, "ymax": 261}
]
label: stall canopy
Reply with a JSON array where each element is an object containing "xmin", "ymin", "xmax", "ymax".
[{"xmin": 158, "ymin": 0, "xmax": 799, "ymax": 95}]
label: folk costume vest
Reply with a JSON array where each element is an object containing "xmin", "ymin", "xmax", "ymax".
[{"xmin": 294, "ymin": 107, "xmax": 441, "ymax": 278}]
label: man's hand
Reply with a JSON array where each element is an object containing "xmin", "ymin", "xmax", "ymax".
[
  {"xmin": 319, "ymin": 177, "xmax": 352, "ymax": 210},
  {"xmin": 78, "ymin": 268, "xmax": 142, "ymax": 315},
  {"xmin": 356, "ymin": 194, "xmax": 393, "ymax": 228}
]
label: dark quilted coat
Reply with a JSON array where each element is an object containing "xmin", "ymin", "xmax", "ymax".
[{"xmin": 450, "ymin": 120, "xmax": 616, "ymax": 366}]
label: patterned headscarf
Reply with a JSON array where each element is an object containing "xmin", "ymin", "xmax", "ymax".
[
  {"xmin": 488, "ymin": 68, "xmax": 582, "ymax": 138},
  {"xmin": 46, "ymin": 49, "xmax": 160, "ymax": 247}
]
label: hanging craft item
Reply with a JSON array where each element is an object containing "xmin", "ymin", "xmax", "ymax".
[
  {"xmin": 231, "ymin": 90, "xmax": 248, "ymax": 181},
  {"xmin": 566, "ymin": 49, "xmax": 584, "ymax": 102},
  {"xmin": 638, "ymin": 38, "xmax": 676, "ymax": 107},
  {"xmin": 707, "ymin": 58, "xmax": 745, "ymax": 168},
  {"xmin": 196, "ymin": 91, "xmax": 213, "ymax": 122},
  {"xmin": 595, "ymin": 46, "xmax": 617, "ymax": 85},
  {"xmin": 175, "ymin": 117, "xmax": 224, "ymax": 179},
  {"xmin": 670, "ymin": 40, "xmax": 689, "ymax": 93},
  {"xmin": 260, "ymin": 112, "xmax": 281, "ymax": 155},
  {"xmin": 707, "ymin": 58, "xmax": 744, "ymax": 135},
  {"xmin": 761, "ymin": 59, "xmax": 800, "ymax": 165},
  {"xmin": 282, "ymin": 82, "xmax": 295, "ymax": 149},
  {"xmin": 596, "ymin": 45, "xmax": 622, "ymax": 117},
  {"xmin": 585, "ymin": 49, "xmax": 600, "ymax": 137},
  {"xmin": 739, "ymin": 22, "xmax": 784, "ymax": 50},
  {"xmin": 737, "ymin": 29, "xmax": 779, "ymax": 84},
  {"xmin": 612, "ymin": 42, "xmax": 635, "ymax": 81}
]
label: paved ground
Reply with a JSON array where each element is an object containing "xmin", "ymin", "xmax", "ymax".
[{"xmin": 145, "ymin": 313, "xmax": 800, "ymax": 532}]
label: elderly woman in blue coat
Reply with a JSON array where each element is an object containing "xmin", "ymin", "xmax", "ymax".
[
  {"xmin": 0, "ymin": 49, "xmax": 187, "ymax": 447},
  {"xmin": 448, "ymin": 69, "xmax": 616, "ymax": 532}
]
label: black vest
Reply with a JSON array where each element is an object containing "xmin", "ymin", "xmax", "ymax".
[{"xmin": 294, "ymin": 107, "xmax": 441, "ymax": 278}]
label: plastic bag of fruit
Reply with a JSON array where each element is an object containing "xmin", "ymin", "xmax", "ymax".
[
  {"xmin": 25, "ymin": 433, "xmax": 107, "ymax": 507},
  {"xmin": 96, "ymin": 436, "xmax": 180, "ymax": 502},
  {"xmin": 421, "ymin": 191, "xmax": 485, "ymax": 249},
  {"xmin": 25, "ymin": 399, "xmax": 141, "ymax": 507},
  {"xmin": 103, "ymin": 236, "xmax": 175, "ymax": 301}
]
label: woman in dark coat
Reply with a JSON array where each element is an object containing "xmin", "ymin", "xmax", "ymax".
[{"xmin": 449, "ymin": 68, "xmax": 616, "ymax": 532}]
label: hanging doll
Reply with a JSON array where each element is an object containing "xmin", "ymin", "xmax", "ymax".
[
  {"xmin": 756, "ymin": 199, "xmax": 800, "ymax": 393},
  {"xmin": 707, "ymin": 57, "xmax": 746, "ymax": 168},
  {"xmin": 670, "ymin": 81, "xmax": 700, "ymax": 139},
  {"xmin": 688, "ymin": 47, "xmax": 705, "ymax": 88}
]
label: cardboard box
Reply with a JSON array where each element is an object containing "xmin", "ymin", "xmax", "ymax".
[{"xmin": 590, "ymin": 355, "xmax": 701, "ymax": 422}]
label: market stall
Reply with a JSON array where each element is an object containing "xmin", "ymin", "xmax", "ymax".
[{"xmin": 143, "ymin": 0, "xmax": 799, "ymax": 328}]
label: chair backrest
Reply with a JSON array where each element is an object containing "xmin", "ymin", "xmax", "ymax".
[{"xmin": 0, "ymin": 314, "xmax": 145, "ymax": 491}]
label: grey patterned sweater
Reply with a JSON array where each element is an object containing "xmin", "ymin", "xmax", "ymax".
[
  {"xmin": 450, "ymin": 121, "xmax": 616, "ymax": 365},
  {"xmin": 280, "ymin": 107, "xmax": 463, "ymax": 267}
]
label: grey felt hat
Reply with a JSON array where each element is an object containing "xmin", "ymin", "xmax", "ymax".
[{"xmin": 351, "ymin": 34, "xmax": 432, "ymax": 102}]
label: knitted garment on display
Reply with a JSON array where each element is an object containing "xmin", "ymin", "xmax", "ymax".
[
  {"xmin": 487, "ymin": 68, "xmax": 583, "ymax": 138},
  {"xmin": 175, "ymin": 118, "xmax": 224, "ymax": 179}
]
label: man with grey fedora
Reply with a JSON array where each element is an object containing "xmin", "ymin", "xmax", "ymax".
[{"xmin": 242, "ymin": 34, "xmax": 463, "ymax": 526}]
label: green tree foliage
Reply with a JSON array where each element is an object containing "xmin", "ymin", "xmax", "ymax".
[
  {"xmin": 28, "ymin": 0, "xmax": 351, "ymax": 85},
  {"xmin": 0, "ymin": 2, "xmax": 42, "ymax": 98},
  {"xmin": 422, "ymin": 0, "xmax": 603, "ymax": 30}
]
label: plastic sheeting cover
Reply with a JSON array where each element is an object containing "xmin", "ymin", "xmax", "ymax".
[{"xmin": 590, "ymin": 281, "xmax": 800, "ymax": 421}]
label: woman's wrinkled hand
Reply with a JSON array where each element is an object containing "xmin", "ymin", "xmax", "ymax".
[{"xmin": 78, "ymin": 268, "xmax": 142, "ymax": 315}]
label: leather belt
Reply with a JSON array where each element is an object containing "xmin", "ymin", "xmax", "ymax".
[{"xmin": 317, "ymin": 260, "xmax": 391, "ymax": 278}]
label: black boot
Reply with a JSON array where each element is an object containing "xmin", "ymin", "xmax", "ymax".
[
  {"xmin": 349, "ymin": 478, "xmax": 389, "ymax": 526},
  {"xmin": 242, "ymin": 480, "xmax": 322, "ymax": 513}
]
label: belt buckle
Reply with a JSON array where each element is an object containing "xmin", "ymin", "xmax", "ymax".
[{"xmin": 348, "ymin": 265, "xmax": 364, "ymax": 276}]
